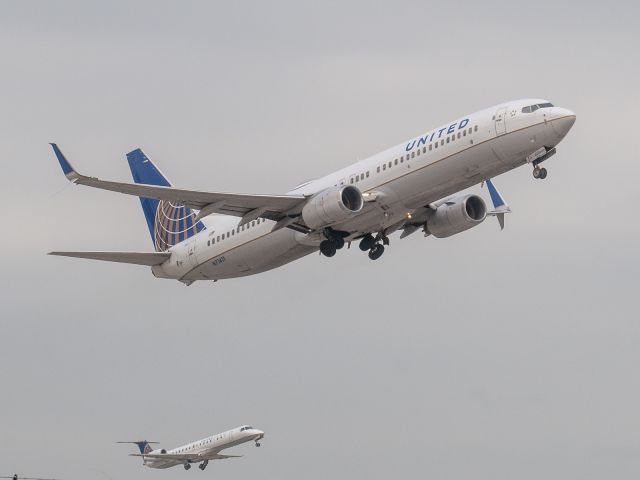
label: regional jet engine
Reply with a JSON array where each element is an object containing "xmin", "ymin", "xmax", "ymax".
[
  {"xmin": 301, "ymin": 185, "xmax": 364, "ymax": 230},
  {"xmin": 426, "ymin": 194, "xmax": 487, "ymax": 238}
]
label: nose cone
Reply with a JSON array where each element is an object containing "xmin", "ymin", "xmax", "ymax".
[{"xmin": 550, "ymin": 107, "xmax": 576, "ymax": 139}]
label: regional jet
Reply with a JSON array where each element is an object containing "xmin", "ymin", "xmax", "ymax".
[
  {"xmin": 49, "ymin": 99, "xmax": 575, "ymax": 284},
  {"xmin": 118, "ymin": 425, "xmax": 264, "ymax": 471}
]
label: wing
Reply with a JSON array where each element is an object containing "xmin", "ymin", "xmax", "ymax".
[
  {"xmin": 50, "ymin": 144, "xmax": 307, "ymax": 226},
  {"xmin": 48, "ymin": 251, "xmax": 170, "ymax": 266},
  {"xmin": 129, "ymin": 453, "xmax": 241, "ymax": 461}
]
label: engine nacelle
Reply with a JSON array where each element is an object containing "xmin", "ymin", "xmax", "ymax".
[
  {"xmin": 426, "ymin": 194, "xmax": 487, "ymax": 238},
  {"xmin": 301, "ymin": 185, "xmax": 363, "ymax": 230}
]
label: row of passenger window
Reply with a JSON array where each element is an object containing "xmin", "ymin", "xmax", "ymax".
[
  {"xmin": 206, "ymin": 218, "xmax": 266, "ymax": 247},
  {"xmin": 375, "ymin": 125, "xmax": 478, "ymax": 174}
]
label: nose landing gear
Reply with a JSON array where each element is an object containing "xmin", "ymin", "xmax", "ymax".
[
  {"xmin": 255, "ymin": 441, "xmax": 261, "ymax": 447},
  {"xmin": 533, "ymin": 166, "xmax": 548, "ymax": 179}
]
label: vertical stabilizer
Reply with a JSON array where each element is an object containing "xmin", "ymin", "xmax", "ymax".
[{"xmin": 126, "ymin": 149, "xmax": 204, "ymax": 251}]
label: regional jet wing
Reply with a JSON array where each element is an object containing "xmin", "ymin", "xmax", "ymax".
[
  {"xmin": 129, "ymin": 453, "xmax": 242, "ymax": 461},
  {"xmin": 50, "ymin": 144, "xmax": 307, "ymax": 226}
]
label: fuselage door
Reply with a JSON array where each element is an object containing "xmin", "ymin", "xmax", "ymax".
[
  {"xmin": 494, "ymin": 107, "xmax": 507, "ymax": 136},
  {"xmin": 187, "ymin": 240, "xmax": 198, "ymax": 267}
]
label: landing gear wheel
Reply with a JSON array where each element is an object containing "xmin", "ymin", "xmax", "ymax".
[
  {"xmin": 538, "ymin": 167, "xmax": 547, "ymax": 179},
  {"xmin": 533, "ymin": 166, "xmax": 541, "ymax": 179},
  {"xmin": 184, "ymin": 464, "xmax": 191, "ymax": 470},
  {"xmin": 199, "ymin": 460, "xmax": 208, "ymax": 470},
  {"xmin": 368, "ymin": 244, "xmax": 385, "ymax": 260},
  {"xmin": 359, "ymin": 234, "xmax": 376, "ymax": 251},
  {"xmin": 256, "ymin": 442, "xmax": 261, "ymax": 447},
  {"xmin": 333, "ymin": 237, "xmax": 345, "ymax": 250},
  {"xmin": 320, "ymin": 240, "xmax": 337, "ymax": 257}
]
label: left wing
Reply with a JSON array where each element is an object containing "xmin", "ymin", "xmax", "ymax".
[
  {"xmin": 130, "ymin": 453, "xmax": 242, "ymax": 461},
  {"xmin": 50, "ymin": 144, "xmax": 308, "ymax": 228}
]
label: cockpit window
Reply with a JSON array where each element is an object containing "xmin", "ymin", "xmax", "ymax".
[
  {"xmin": 522, "ymin": 102, "xmax": 554, "ymax": 113},
  {"xmin": 240, "ymin": 426, "xmax": 254, "ymax": 431}
]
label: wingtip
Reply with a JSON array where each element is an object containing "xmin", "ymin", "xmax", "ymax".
[{"xmin": 50, "ymin": 143, "xmax": 79, "ymax": 180}]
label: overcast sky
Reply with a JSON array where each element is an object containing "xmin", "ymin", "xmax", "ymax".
[{"xmin": 1, "ymin": 1, "xmax": 639, "ymax": 479}]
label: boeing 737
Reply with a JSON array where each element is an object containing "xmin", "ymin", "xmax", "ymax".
[
  {"xmin": 50, "ymin": 99, "xmax": 575, "ymax": 284},
  {"xmin": 118, "ymin": 425, "xmax": 264, "ymax": 471}
]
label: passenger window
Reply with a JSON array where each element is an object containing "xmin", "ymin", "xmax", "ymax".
[
  {"xmin": 388, "ymin": 161, "xmax": 392, "ymax": 168},
  {"xmin": 232, "ymin": 229, "xmax": 235, "ymax": 236},
  {"xmin": 434, "ymin": 141, "xmax": 438, "ymax": 148},
  {"xmin": 474, "ymin": 125, "xmax": 478, "ymax": 132},
  {"xmin": 463, "ymin": 130, "xmax": 466, "ymax": 136},
  {"xmin": 429, "ymin": 144, "xmax": 432, "ymax": 151},
  {"xmin": 350, "ymin": 177, "xmax": 354, "ymax": 184},
  {"xmin": 383, "ymin": 164, "xmax": 386, "ymax": 170},
  {"xmin": 417, "ymin": 148, "xmax": 420, "ymax": 155},
  {"xmin": 440, "ymin": 139, "xmax": 444, "ymax": 146},
  {"xmin": 207, "ymin": 240, "xmax": 210, "ymax": 246},
  {"xmin": 457, "ymin": 132, "xmax": 461, "ymax": 139},
  {"xmin": 423, "ymin": 147, "xmax": 426, "ymax": 153},
  {"xmin": 360, "ymin": 173, "xmax": 364, "ymax": 180},
  {"xmin": 377, "ymin": 166, "xmax": 380, "ymax": 173},
  {"xmin": 394, "ymin": 159, "xmax": 398, "ymax": 165},
  {"xmin": 468, "ymin": 128, "xmax": 472, "ymax": 134},
  {"xmin": 411, "ymin": 151, "xmax": 415, "ymax": 158},
  {"xmin": 446, "ymin": 137, "xmax": 450, "ymax": 143},
  {"xmin": 366, "ymin": 171, "xmax": 369, "ymax": 178}
]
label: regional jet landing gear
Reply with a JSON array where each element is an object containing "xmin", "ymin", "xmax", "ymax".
[
  {"xmin": 255, "ymin": 440, "xmax": 261, "ymax": 447},
  {"xmin": 199, "ymin": 460, "xmax": 208, "ymax": 470},
  {"xmin": 359, "ymin": 233, "xmax": 388, "ymax": 260},
  {"xmin": 183, "ymin": 463, "xmax": 191, "ymax": 470}
]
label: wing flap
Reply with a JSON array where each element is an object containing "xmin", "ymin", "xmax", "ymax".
[{"xmin": 48, "ymin": 251, "xmax": 170, "ymax": 266}]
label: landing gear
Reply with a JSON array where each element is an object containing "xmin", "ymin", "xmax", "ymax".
[
  {"xmin": 184, "ymin": 463, "xmax": 191, "ymax": 470},
  {"xmin": 255, "ymin": 441, "xmax": 261, "ymax": 447},
  {"xmin": 199, "ymin": 460, "xmax": 208, "ymax": 470},
  {"xmin": 319, "ymin": 228, "xmax": 348, "ymax": 257},
  {"xmin": 368, "ymin": 243, "xmax": 385, "ymax": 260},
  {"xmin": 319, "ymin": 240, "xmax": 337, "ymax": 257},
  {"xmin": 359, "ymin": 234, "xmax": 376, "ymax": 251},
  {"xmin": 533, "ymin": 166, "xmax": 547, "ymax": 179}
]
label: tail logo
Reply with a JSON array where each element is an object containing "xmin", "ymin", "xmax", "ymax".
[{"xmin": 153, "ymin": 200, "xmax": 203, "ymax": 252}]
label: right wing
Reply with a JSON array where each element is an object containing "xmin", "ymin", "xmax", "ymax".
[
  {"xmin": 50, "ymin": 144, "xmax": 308, "ymax": 228},
  {"xmin": 48, "ymin": 251, "xmax": 170, "ymax": 266}
]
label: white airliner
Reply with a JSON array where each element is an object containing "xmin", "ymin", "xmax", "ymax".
[
  {"xmin": 50, "ymin": 99, "xmax": 575, "ymax": 284},
  {"xmin": 118, "ymin": 425, "xmax": 264, "ymax": 471}
]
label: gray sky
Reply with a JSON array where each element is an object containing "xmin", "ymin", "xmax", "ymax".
[{"xmin": 1, "ymin": 1, "xmax": 639, "ymax": 479}]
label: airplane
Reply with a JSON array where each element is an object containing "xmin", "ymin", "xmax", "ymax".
[
  {"xmin": 118, "ymin": 425, "xmax": 264, "ymax": 471},
  {"xmin": 49, "ymin": 99, "xmax": 575, "ymax": 285}
]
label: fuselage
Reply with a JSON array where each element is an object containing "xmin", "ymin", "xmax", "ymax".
[
  {"xmin": 152, "ymin": 99, "xmax": 575, "ymax": 283},
  {"xmin": 144, "ymin": 426, "xmax": 264, "ymax": 469}
]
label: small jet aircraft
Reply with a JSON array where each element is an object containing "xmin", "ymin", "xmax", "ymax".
[{"xmin": 118, "ymin": 425, "xmax": 264, "ymax": 470}]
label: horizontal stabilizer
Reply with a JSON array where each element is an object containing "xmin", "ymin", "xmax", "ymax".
[{"xmin": 48, "ymin": 251, "xmax": 170, "ymax": 266}]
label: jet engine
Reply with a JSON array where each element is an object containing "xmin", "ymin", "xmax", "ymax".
[
  {"xmin": 426, "ymin": 194, "xmax": 487, "ymax": 238},
  {"xmin": 301, "ymin": 185, "xmax": 363, "ymax": 230},
  {"xmin": 160, "ymin": 449, "xmax": 167, "ymax": 454}
]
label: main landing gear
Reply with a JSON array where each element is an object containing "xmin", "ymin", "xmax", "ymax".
[
  {"xmin": 184, "ymin": 463, "xmax": 191, "ymax": 470},
  {"xmin": 199, "ymin": 460, "xmax": 208, "ymax": 470},
  {"xmin": 319, "ymin": 228, "xmax": 348, "ymax": 257},
  {"xmin": 359, "ymin": 233, "xmax": 388, "ymax": 261},
  {"xmin": 532, "ymin": 165, "xmax": 548, "ymax": 179}
]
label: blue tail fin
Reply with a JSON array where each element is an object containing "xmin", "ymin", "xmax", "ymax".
[{"xmin": 126, "ymin": 149, "xmax": 205, "ymax": 251}]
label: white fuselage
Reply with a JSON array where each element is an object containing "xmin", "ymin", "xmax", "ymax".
[
  {"xmin": 143, "ymin": 426, "xmax": 264, "ymax": 469},
  {"xmin": 152, "ymin": 99, "xmax": 575, "ymax": 282}
]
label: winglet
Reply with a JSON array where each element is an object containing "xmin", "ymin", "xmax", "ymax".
[
  {"xmin": 483, "ymin": 178, "xmax": 511, "ymax": 230},
  {"xmin": 50, "ymin": 143, "xmax": 80, "ymax": 181}
]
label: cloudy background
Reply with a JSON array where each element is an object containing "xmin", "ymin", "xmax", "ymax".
[{"xmin": 1, "ymin": 1, "xmax": 639, "ymax": 479}]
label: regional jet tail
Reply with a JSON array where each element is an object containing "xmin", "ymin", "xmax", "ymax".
[{"xmin": 118, "ymin": 426, "xmax": 264, "ymax": 471}]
